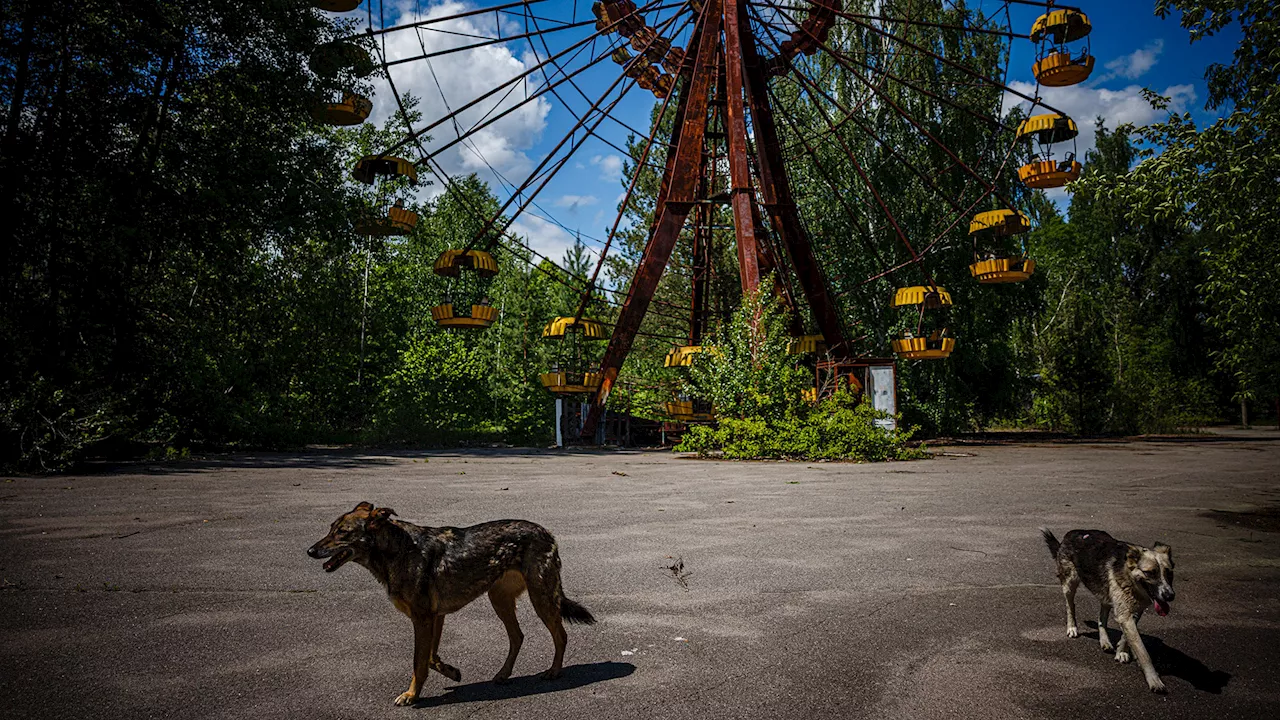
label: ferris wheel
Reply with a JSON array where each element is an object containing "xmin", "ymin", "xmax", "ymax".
[{"xmin": 308, "ymin": 0, "xmax": 1097, "ymax": 436}]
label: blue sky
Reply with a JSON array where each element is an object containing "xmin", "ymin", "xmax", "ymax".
[{"xmin": 333, "ymin": 1, "xmax": 1242, "ymax": 263}]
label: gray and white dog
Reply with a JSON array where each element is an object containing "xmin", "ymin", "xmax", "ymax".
[{"xmin": 1041, "ymin": 528, "xmax": 1176, "ymax": 693}]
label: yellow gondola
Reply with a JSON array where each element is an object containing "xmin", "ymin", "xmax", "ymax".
[
  {"xmin": 664, "ymin": 399, "xmax": 714, "ymax": 423},
  {"xmin": 891, "ymin": 285, "xmax": 952, "ymax": 309},
  {"xmin": 1017, "ymin": 114, "xmax": 1079, "ymax": 144},
  {"xmin": 353, "ymin": 203, "xmax": 417, "ymax": 236},
  {"xmin": 310, "ymin": 41, "xmax": 375, "ymax": 78},
  {"xmin": 313, "ymin": 94, "xmax": 372, "ymax": 126},
  {"xmin": 663, "ymin": 346, "xmax": 714, "ymax": 422},
  {"xmin": 968, "ymin": 209, "xmax": 1030, "ymax": 236},
  {"xmin": 1033, "ymin": 52, "xmax": 1095, "ymax": 87},
  {"xmin": 1016, "ymin": 114, "xmax": 1082, "ymax": 189},
  {"xmin": 969, "ymin": 209, "xmax": 1035, "ymax": 283},
  {"xmin": 431, "ymin": 303, "xmax": 499, "ymax": 328},
  {"xmin": 313, "ymin": 0, "xmax": 362, "ymax": 11},
  {"xmin": 352, "ymin": 155, "xmax": 418, "ymax": 185},
  {"xmin": 433, "ymin": 249, "xmax": 499, "ymax": 277},
  {"xmin": 1030, "ymin": 10, "xmax": 1092, "ymax": 44},
  {"xmin": 540, "ymin": 317, "xmax": 606, "ymax": 394},
  {"xmin": 892, "ymin": 332, "xmax": 956, "ymax": 360},
  {"xmin": 1018, "ymin": 159, "xmax": 1082, "ymax": 188},
  {"xmin": 970, "ymin": 257, "xmax": 1037, "ymax": 284},
  {"xmin": 539, "ymin": 369, "xmax": 603, "ymax": 394},
  {"xmin": 891, "ymin": 286, "xmax": 954, "ymax": 360},
  {"xmin": 1030, "ymin": 10, "xmax": 1094, "ymax": 87},
  {"xmin": 787, "ymin": 334, "xmax": 826, "ymax": 354},
  {"xmin": 593, "ymin": 1, "xmax": 642, "ymax": 37},
  {"xmin": 430, "ymin": 249, "xmax": 500, "ymax": 329},
  {"xmin": 663, "ymin": 345, "xmax": 705, "ymax": 367},
  {"xmin": 543, "ymin": 317, "xmax": 607, "ymax": 339}
]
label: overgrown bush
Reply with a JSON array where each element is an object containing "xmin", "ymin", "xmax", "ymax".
[
  {"xmin": 676, "ymin": 387, "xmax": 924, "ymax": 461},
  {"xmin": 675, "ymin": 289, "xmax": 922, "ymax": 461}
]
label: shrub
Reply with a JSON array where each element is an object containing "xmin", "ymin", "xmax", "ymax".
[
  {"xmin": 674, "ymin": 285, "xmax": 924, "ymax": 462},
  {"xmin": 675, "ymin": 387, "xmax": 923, "ymax": 461}
]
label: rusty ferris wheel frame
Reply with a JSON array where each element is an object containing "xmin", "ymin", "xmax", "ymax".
[{"xmin": 335, "ymin": 0, "xmax": 1080, "ymax": 439}]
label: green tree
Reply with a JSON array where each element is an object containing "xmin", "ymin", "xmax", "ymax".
[{"xmin": 1080, "ymin": 1, "xmax": 1280, "ymax": 423}]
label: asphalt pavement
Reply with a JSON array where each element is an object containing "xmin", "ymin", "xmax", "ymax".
[{"xmin": 3, "ymin": 432, "xmax": 1279, "ymax": 719}]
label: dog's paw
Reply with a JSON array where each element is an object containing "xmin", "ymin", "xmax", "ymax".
[
  {"xmin": 539, "ymin": 668, "xmax": 562, "ymax": 681},
  {"xmin": 492, "ymin": 669, "xmax": 512, "ymax": 685},
  {"xmin": 1115, "ymin": 651, "xmax": 1131, "ymax": 664},
  {"xmin": 1147, "ymin": 678, "xmax": 1167, "ymax": 694},
  {"xmin": 1066, "ymin": 625, "xmax": 1080, "ymax": 638},
  {"xmin": 1099, "ymin": 639, "xmax": 1114, "ymax": 652},
  {"xmin": 436, "ymin": 663, "xmax": 461, "ymax": 682},
  {"xmin": 394, "ymin": 691, "xmax": 418, "ymax": 707}
]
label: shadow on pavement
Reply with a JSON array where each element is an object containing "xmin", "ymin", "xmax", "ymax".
[
  {"xmin": 1083, "ymin": 624, "xmax": 1230, "ymax": 694},
  {"xmin": 411, "ymin": 661, "xmax": 636, "ymax": 707},
  {"xmin": 74, "ymin": 446, "xmax": 652, "ymax": 477},
  {"xmin": 1147, "ymin": 637, "xmax": 1232, "ymax": 694}
]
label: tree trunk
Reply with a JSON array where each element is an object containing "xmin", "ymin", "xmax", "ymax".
[{"xmin": 1240, "ymin": 396, "xmax": 1248, "ymax": 428}]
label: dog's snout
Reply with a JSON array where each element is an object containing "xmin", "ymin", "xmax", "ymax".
[
  {"xmin": 307, "ymin": 545, "xmax": 320, "ymax": 558},
  {"xmin": 1162, "ymin": 588, "xmax": 1175, "ymax": 602}
]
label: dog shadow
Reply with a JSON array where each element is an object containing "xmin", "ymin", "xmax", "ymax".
[
  {"xmin": 411, "ymin": 661, "xmax": 636, "ymax": 707},
  {"xmin": 1085, "ymin": 623, "xmax": 1231, "ymax": 694}
]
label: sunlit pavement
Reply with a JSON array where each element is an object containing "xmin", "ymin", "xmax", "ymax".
[{"xmin": 3, "ymin": 435, "xmax": 1279, "ymax": 719}]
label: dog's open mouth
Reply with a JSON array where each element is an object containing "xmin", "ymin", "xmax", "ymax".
[
  {"xmin": 1153, "ymin": 598, "xmax": 1170, "ymax": 616},
  {"xmin": 323, "ymin": 548, "xmax": 353, "ymax": 572}
]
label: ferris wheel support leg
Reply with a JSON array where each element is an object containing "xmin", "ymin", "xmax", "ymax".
[
  {"xmin": 723, "ymin": 0, "xmax": 762, "ymax": 296},
  {"xmin": 734, "ymin": 0, "xmax": 847, "ymax": 351},
  {"xmin": 582, "ymin": 0, "xmax": 726, "ymax": 441}
]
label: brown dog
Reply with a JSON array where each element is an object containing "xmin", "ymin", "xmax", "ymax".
[
  {"xmin": 308, "ymin": 502, "xmax": 596, "ymax": 706},
  {"xmin": 1042, "ymin": 528, "xmax": 1175, "ymax": 693}
]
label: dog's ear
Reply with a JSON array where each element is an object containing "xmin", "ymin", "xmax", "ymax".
[
  {"xmin": 1125, "ymin": 545, "xmax": 1143, "ymax": 568},
  {"xmin": 368, "ymin": 506, "xmax": 396, "ymax": 528},
  {"xmin": 353, "ymin": 501, "xmax": 374, "ymax": 513},
  {"xmin": 1153, "ymin": 542, "xmax": 1172, "ymax": 563}
]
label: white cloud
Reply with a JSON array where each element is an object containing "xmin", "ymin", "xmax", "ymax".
[
  {"xmin": 1101, "ymin": 39, "xmax": 1164, "ymax": 81},
  {"xmin": 367, "ymin": 1, "xmax": 552, "ymax": 196},
  {"xmin": 1003, "ymin": 81, "xmax": 1195, "ymax": 208},
  {"xmin": 555, "ymin": 194, "xmax": 598, "ymax": 211},
  {"xmin": 1005, "ymin": 80, "xmax": 1195, "ymax": 159},
  {"xmin": 591, "ymin": 154, "xmax": 624, "ymax": 182},
  {"xmin": 508, "ymin": 213, "xmax": 579, "ymax": 264}
]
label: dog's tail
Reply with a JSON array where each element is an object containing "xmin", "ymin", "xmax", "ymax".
[
  {"xmin": 560, "ymin": 597, "xmax": 597, "ymax": 625},
  {"xmin": 1040, "ymin": 528, "xmax": 1061, "ymax": 558}
]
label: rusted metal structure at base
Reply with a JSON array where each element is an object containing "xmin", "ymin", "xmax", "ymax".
[{"xmin": 583, "ymin": 0, "xmax": 849, "ymax": 438}]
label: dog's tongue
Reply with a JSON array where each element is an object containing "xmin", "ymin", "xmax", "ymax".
[{"xmin": 1153, "ymin": 599, "xmax": 1170, "ymax": 616}]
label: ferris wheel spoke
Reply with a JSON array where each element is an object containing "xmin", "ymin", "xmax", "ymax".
[
  {"xmin": 827, "ymin": 3, "xmax": 1066, "ymax": 116},
  {"xmin": 574, "ymin": 42, "xmax": 689, "ymax": 320},
  {"xmin": 754, "ymin": 3, "xmax": 1026, "ymax": 289},
  {"xmin": 749, "ymin": 6, "xmax": 1014, "ymax": 134},
  {"xmin": 405, "ymin": 38, "xmax": 622, "ymax": 170},
  {"xmin": 758, "ymin": 0, "xmax": 1018, "ymax": 214},
  {"xmin": 423, "ymin": 0, "xmax": 692, "ymax": 171},
  {"xmin": 746, "ymin": 16, "xmax": 923, "ymax": 273},
  {"xmin": 383, "ymin": 16, "xmax": 600, "ymax": 68},
  {"xmin": 769, "ymin": 60, "xmax": 975, "ymax": 224},
  {"xmin": 359, "ymin": 0, "xmax": 555, "ymax": 40},
  {"xmin": 379, "ymin": 0, "xmax": 672, "ymax": 159},
  {"xmin": 521, "ymin": 4, "xmax": 687, "ymax": 153},
  {"xmin": 763, "ymin": 81, "xmax": 897, "ymax": 274},
  {"xmin": 461, "ymin": 6, "xmax": 700, "ymax": 258},
  {"xmin": 752, "ymin": 2, "xmax": 1028, "ymax": 39}
]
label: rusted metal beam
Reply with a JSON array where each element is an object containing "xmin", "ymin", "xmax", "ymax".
[
  {"xmin": 583, "ymin": 0, "xmax": 724, "ymax": 438},
  {"xmin": 722, "ymin": 0, "xmax": 761, "ymax": 295},
  {"xmin": 734, "ymin": 0, "xmax": 847, "ymax": 350}
]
